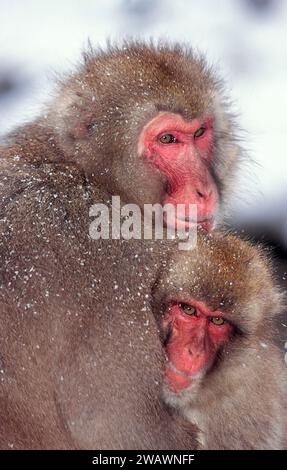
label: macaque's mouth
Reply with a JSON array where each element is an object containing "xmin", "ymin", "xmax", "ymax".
[
  {"xmin": 167, "ymin": 361, "xmax": 192, "ymax": 378},
  {"xmin": 164, "ymin": 362, "xmax": 193, "ymax": 393},
  {"xmin": 164, "ymin": 213, "xmax": 214, "ymax": 232},
  {"xmin": 176, "ymin": 214, "xmax": 213, "ymax": 223}
]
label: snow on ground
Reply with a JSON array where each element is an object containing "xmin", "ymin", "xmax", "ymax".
[{"xmin": 0, "ymin": 0, "xmax": 287, "ymax": 241}]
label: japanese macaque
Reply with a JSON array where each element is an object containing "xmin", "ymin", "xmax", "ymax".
[
  {"xmin": 0, "ymin": 42, "xmax": 241, "ymax": 449},
  {"xmin": 1, "ymin": 42, "xmax": 241, "ymax": 230},
  {"xmin": 153, "ymin": 231, "xmax": 287, "ymax": 450}
]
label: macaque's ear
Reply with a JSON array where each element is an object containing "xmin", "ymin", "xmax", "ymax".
[
  {"xmin": 50, "ymin": 85, "xmax": 96, "ymax": 146},
  {"xmin": 71, "ymin": 111, "xmax": 94, "ymax": 140},
  {"xmin": 246, "ymin": 249, "xmax": 285, "ymax": 319}
]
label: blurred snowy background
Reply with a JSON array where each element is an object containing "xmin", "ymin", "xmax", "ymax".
[{"xmin": 0, "ymin": 0, "xmax": 287, "ymax": 340}]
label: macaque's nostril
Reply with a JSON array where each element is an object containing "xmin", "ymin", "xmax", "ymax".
[
  {"xmin": 188, "ymin": 346, "xmax": 195, "ymax": 356},
  {"xmin": 197, "ymin": 189, "xmax": 212, "ymax": 199},
  {"xmin": 196, "ymin": 190, "xmax": 204, "ymax": 198}
]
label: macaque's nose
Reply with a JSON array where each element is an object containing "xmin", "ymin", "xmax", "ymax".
[
  {"xmin": 196, "ymin": 187, "xmax": 212, "ymax": 200},
  {"xmin": 188, "ymin": 328, "xmax": 206, "ymax": 356},
  {"xmin": 188, "ymin": 343, "xmax": 205, "ymax": 357}
]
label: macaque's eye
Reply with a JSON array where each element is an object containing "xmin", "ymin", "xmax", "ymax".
[
  {"xmin": 194, "ymin": 127, "xmax": 206, "ymax": 139},
  {"xmin": 159, "ymin": 133, "xmax": 178, "ymax": 144},
  {"xmin": 179, "ymin": 303, "xmax": 197, "ymax": 316},
  {"xmin": 210, "ymin": 317, "xmax": 225, "ymax": 326}
]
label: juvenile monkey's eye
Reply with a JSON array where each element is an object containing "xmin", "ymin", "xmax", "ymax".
[
  {"xmin": 159, "ymin": 133, "xmax": 177, "ymax": 144},
  {"xmin": 210, "ymin": 317, "xmax": 225, "ymax": 326},
  {"xmin": 179, "ymin": 303, "xmax": 197, "ymax": 316},
  {"xmin": 194, "ymin": 127, "xmax": 206, "ymax": 139}
]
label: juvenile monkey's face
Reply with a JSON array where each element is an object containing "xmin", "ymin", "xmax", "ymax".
[
  {"xmin": 154, "ymin": 232, "xmax": 279, "ymax": 401},
  {"xmin": 138, "ymin": 112, "xmax": 218, "ymax": 232},
  {"xmin": 161, "ymin": 298, "xmax": 233, "ymax": 393}
]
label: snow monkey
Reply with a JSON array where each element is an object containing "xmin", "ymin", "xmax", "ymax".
[
  {"xmin": 0, "ymin": 42, "xmax": 242, "ymax": 448},
  {"xmin": 153, "ymin": 231, "xmax": 287, "ymax": 450}
]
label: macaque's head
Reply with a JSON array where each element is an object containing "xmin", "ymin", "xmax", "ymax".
[
  {"xmin": 152, "ymin": 231, "xmax": 283, "ymax": 396},
  {"xmin": 52, "ymin": 42, "xmax": 241, "ymax": 231}
]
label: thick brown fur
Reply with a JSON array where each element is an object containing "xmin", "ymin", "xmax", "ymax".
[
  {"xmin": 0, "ymin": 159, "xmax": 199, "ymax": 449},
  {"xmin": 153, "ymin": 231, "xmax": 287, "ymax": 450},
  {"xmin": 0, "ymin": 41, "xmax": 241, "ymax": 449}
]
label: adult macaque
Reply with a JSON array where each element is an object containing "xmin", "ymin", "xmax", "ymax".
[
  {"xmin": 1, "ymin": 42, "xmax": 240, "ymax": 229},
  {"xmin": 153, "ymin": 231, "xmax": 287, "ymax": 449},
  {"xmin": 0, "ymin": 42, "xmax": 241, "ymax": 448}
]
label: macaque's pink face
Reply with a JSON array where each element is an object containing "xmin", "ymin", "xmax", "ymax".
[
  {"xmin": 138, "ymin": 112, "xmax": 218, "ymax": 231},
  {"xmin": 162, "ymin": 299, "xmax": 233, "ymax": 392}
]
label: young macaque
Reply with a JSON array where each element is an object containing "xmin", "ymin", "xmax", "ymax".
[{"xmin": 153, "ymin": 231, "xmax": 287, "ymax": 449}]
